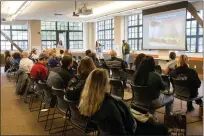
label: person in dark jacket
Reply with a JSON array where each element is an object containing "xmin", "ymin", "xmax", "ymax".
[
  {"xmin": 79, "ymin": 68, "xmax": 169, "ymax": 135},
  {"xmin": 170, "ymin": 54, "xmax": 202, "ymax": 112},
  {"xmin": 72, "ymin": 56, "xmax": 78, "ymax": 70},
  {"xmin": 65, "ymin": 56, "xmax": 96, "ymax": 102},
  {"xmin": 106, "ymin": 50, "xmax": 127, "ymax": 87},
  {"xmin": 133, "ymin": 56, "xmax": 174, "ymax": 115},
  {"xmin": 53, "ymin": 55, "xmax": 73, "ymax": 89},
  {"xmin": 133, "ymin": 53, "xmax": 146, "ymax": 71}
]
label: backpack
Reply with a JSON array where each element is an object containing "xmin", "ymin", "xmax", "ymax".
[{"xmin": 65, "ymin": 75, "xmax": 86, "ymax": 102}]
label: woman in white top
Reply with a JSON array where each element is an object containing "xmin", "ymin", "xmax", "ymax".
[
  {"xmin": 20, "ymin": 51, "xmax": 34, "ymax": 73},
  {"xmin": 57, "ymin": 40, "xmax": 64, "ymax": 48},
  {"xmin": 95, "ymin": 40, "xmax": 103, "ymax": 59}
]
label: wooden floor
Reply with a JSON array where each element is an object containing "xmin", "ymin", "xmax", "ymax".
[{"xmin": 1, "ymin": 67, "xmax": 203, "ymax": 135}]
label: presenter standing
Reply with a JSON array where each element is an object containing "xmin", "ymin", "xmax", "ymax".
[
  {"xmin": 95, "ymin": 40, "xmax": 103, "ymax": 59},
  {"xmin": 57, "ymin": 40, "xmax": 64, "ymax": 49},
  {"xmin": 122, "ymin": 40, "xmax": 130, "ymax": 63}
]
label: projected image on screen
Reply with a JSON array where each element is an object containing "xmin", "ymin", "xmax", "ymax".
[{"xmin": 143, "ymin": 8, "xmax": 186, "ymax": 50}]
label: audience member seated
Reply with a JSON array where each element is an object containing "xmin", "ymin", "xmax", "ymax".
[
  {"xmin": 52, "ymin": 55, "xmax": 74, "ymax": 89},
  {"xmin": 133, "ymin": 53, "xmax": 146, "ymax": 71},
  {"xmin": 163, "ymin": 52, "xmax": 177, "ymax": 75},
  {"xmin": 11, "ymin": 52, "xmax": 21, "ymax": 68},
  {"xmin": 88, "ymin": 53, "xmax": 100, "ymax": 68},
  {"xmin": 133, "ymin": 56, "xmax": 174, "ymax": 115},
  {"xmin": 30, "ymin": 48, "xmax": 38, "ymax": 60},
  {"xmin": 59, "ymin": 49, "xmax": 64, "ymax": 59},
  {"xmin": 106, "ymin": 50, "xmax": 128, "ymax": 87},
  {"xmin": 78, "ymin": 56, "xmax": 82, "ymax": 63},
  {"xmin": 79, "ymin": 68, "xmax": 169, "ymax": 135},
  {"xmin": 4, "ymin": 50, "xmax": 12, "ymax": 72},
  {"xmin": 64, "ymin": 49, "xmax": 72, "ymax": 56},
  {"xmin": 72, "ymin": 56, "xmax": 78, "ymax": 70},
  {"xmin": 65, "ymin": 56, "xmax": 96, "ymax": 102},
  {"xmin": 19, "ymin": 51, "xmax": 34, "ymax": 73},
  {"xmin": 170, "ymin": 54, "xmax": 203, "ymax": 112},
  {"xmin": 48, "ymin": 52, "xmax": 60, "ymax": 68},
  {"xmin": 30, "ymin": 53, "xmax": 49, "ymax": 82},
  {"xmin": 85, "ymin": 49, "xmax": 92, "ymax": 56}
]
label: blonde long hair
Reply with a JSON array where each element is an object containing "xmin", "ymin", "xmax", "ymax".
[
  {"xmin": 79, "ymin": 69, "xmax": 110, "ymax": 117},
  {"xmin": 177, "ymin": 54, "xmax": 188, "ymax": 67}
]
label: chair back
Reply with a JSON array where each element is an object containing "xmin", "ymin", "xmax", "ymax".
[
  {"xmin": 38, "ymin": 80, "xmax": 52, "ymax": 104},
  {"xmin": 38, "ymin": 80, "xmax": 47, "ymax": 94},
  {"xmin": 66, "ymin": 100, "xmax": 87, "ymax": 128},
  {"xmin": 172, "ymin": 77, "xmax": 190, "ymax": 99},
  {"xmin": 52, "ymin": 86, "xmax": 69, "ymax": 112},
  {"xmin": 130, "ymin": 84, "xmax": 151, "ymax": 107},
  {"xmin": 161, "ymin": 75, "xmax": 170, "ymax": 91},
  {"xmin": 126, "ymin": 69, "xmax": 135, "ymax": 82},
  {"xmin": 110, "ymin": 79, "xmax": 124, "ymax": 99},
  {"xmin": 105, "ymin": 60, "xmax": 121, "ymax": 79}
]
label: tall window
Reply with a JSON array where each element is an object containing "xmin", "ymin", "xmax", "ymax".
[
  {"xmin": 69, "ymin": 22, "xmax": 83, "ymax": 49},
  {"xmin": 41, "ymin": 21, "xmax": 83, "ymax": 50},
  {"xmin": 1, "ymin": 24, "xmax": 28, "ymax": 50},
  {"xmin": 41, "ymin": 21, "xmax": 57, "ymax": 49},
  {"xmin": 186, "ymin": 10, "xmax": 203, "ymax": 53},
  {"xmin": 127, "ymin": 14, "xmax": 143, "ymax": 51},
  {"xmin": 97, "ymin": 19, "xmax": 114, "ymax": 50}
]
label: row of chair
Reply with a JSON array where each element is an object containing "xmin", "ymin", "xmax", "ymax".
[{"xmin": 17, "ymin": 74, "xmax": 98, "ymax": 135}]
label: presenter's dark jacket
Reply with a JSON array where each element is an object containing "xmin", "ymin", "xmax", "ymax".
[
  {"xmin": 122, "ymin": 43, "xmax": 130, "ymax": 55},
  {"xmin": 170, "ymin": 64, "xmax": 201, "ymax": 97}
]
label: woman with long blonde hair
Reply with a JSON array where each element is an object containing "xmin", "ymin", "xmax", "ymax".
[
  {"xmin": 170, "ymin": 54, "xmax": 202, "ymax": 112},
  {"xmin": 65, "ymin": 56, "xmax": 96, "ymax": 102},
  {"xmin": 79, "ymin": 69, "xmax": 169, "ymax": 135}
]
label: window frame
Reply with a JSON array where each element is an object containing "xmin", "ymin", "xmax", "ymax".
[
  {"xmin": 41, "ymin": 21, "xmax": 83, "ymax": 50},
  {"xmin": 97, "ymin": 19, "xmax": 114, "ymax": 51},
  {"xmin": 1, "ymin": 24, "xmax": 28, "ymax": 51},
  {"xmin": 127, "ymin": 14, "xmax": 143, "ymax": 51}
]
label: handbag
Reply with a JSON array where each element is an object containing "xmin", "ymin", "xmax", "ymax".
[
  {"xmin": 130, "ymin": 109, "xmax": 158, "ymax": 124},
  {"xmin": 164, "ymin": 112, "xmax": 186, "ymax": 136}
]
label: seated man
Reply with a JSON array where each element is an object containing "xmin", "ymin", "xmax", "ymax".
[
  {"xmin": 19, "ymin": 51, "xmax": 33, "ymax": 73},
  {"xmin": 106, "ymin": 50, "xmax": 127, "ymax": 87},
  {"xmin": 30, "ymin": 53, "xmax": 49, "ymax": 82},
  {"xmin": 53, "ymin": 55, "xmax": 74, "ymax": 89}
]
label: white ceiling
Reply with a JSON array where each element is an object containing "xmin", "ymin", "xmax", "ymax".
[{"xmin": 1, "ymin": 1, "xmax": 185, "ymax": 22}]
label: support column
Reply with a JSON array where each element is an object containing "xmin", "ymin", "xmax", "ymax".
[
  {"xmin": 83, "ymin": 22, "xmax": 95, "ymax": 51},
  {"xmin": 28, "ymin": 20, "xmax": 41, "ymax": 54},
  {"xmin": 114, "ymin": 16, "xmax": 125, "ymax": 58}
]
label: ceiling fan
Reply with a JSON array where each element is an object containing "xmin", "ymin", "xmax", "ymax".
[{"xmin": 73, "ymin": 1, "xmax": 79, "ymax": 17}]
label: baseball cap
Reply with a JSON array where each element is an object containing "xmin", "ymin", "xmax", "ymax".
[{"xmin": 38, "ymin": 53, "xmax": 49, "ymax": 60}]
